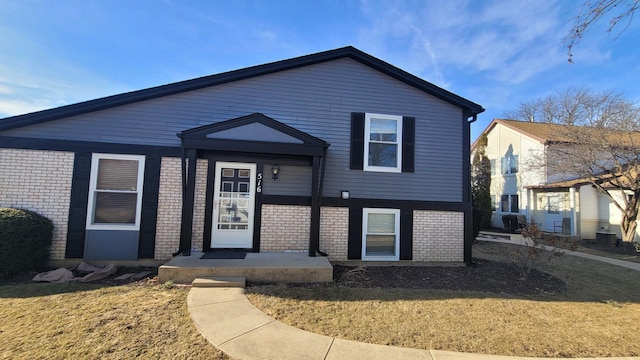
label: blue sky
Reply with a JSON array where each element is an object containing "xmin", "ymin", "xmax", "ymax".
[{"xmin": 1, "ymin": 0, "xmax": 638, "ymax": 141}]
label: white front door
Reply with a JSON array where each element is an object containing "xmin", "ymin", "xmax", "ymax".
[{"xmin": 211, "ymin": 162, "xmax": 256, "ymax": 248}]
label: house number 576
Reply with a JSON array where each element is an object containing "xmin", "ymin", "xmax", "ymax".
[{"xmin": 256, "ymin": 172, "xmax": 263, "ymax": 193}]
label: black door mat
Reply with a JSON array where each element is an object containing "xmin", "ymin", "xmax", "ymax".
[{"xmin": 200, "ymin": 251, "xmax": 247, "ymax": 259}]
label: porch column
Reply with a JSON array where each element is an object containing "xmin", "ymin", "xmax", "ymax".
[
  {"xmin": 178, "ymin": 148, "xmax": 197, "ymax": 256},
  {"xmin": 309, "ymin": 155, "xmax": 320, "ymax": 257},
  {"xmin": 569, "ymin": 187, "xmax": 577, "ymax": 236},
  {"xmin": 527, "ymin": 188, "xmax": 535, "ymax": 224}
]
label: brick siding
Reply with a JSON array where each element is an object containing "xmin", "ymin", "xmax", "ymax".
[
  {"xmin": 319, "ymin": 206, "xmax": 349, "ymax": 261},
  {"xmin": 413, "ymin": 210, "xmax": 464, "ymax": 262},
  {"xmin": 192, "ymin": 159, "xmax": 208, "ymax": 252},
  {"xmin": 155, "ymin": 157, "xmax": 208, "ymax": 259},
  {"xmin": 260, "ymin": 204, "xmax": 310, "ymax": 252},
  {"xmin": 0, "ymin": 149, "xmax": 74, "ymax": 260},
  {"xmin": 155, "ymin": 157, "xmax": 182, "ymax": 259}
]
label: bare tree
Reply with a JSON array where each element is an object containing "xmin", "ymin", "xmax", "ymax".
[
  {"xmin": 565, "ymin": 0, "xmax": 640, "ymax": 63},
  {"xmin": 506, "ymin": 88, "xmax": 640, "ymax": 243}
]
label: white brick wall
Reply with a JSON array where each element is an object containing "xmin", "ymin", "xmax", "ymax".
[
  {"xmin": 260, "ymin": 204, "xmax": 310, "ymax": 252},
  {"xmin": 155, "ymin": 157, "xmax": 208, "ymax": 259},
  {"xmin": 0, "ymin": 149, "xmax": 74, "ymax": 260},
  {"xmin": 154, "ymin": 157, "xmax": 182, "ymax": 260},
  {"xmin": 413, "ymin": 210, "xmax": 464, "ymax": 262},
  {"xmin": 192, "ymin": 159, "xmax": 208, "ymax": 252},
  {"xmin": 320, "ymin": 206, "xmax": 349, "ymax": 260}
]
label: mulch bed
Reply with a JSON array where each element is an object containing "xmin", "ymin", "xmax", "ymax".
[{"xmin": 333, "ymin": 259, "xmax": 567, "ymax": 296}]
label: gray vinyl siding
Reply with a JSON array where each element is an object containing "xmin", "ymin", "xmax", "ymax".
[
  {"xmin": 3, "ymin": 58, "xmax": 464, "ymax": 202},
  {"xmin": 262, "ymin": 165, "xmax": 312, "ymax": 197},
  {"xmin": 84, "ymin": 230, "xmax": 139, "ymax": 260}
]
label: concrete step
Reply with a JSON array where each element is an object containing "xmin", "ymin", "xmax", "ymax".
[{"xmin": 192, "ymin": 276, "xmax": 246, "ymax": 288}]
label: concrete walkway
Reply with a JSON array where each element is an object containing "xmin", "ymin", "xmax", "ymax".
[
  {"xmin": 478, "ymin": 232, "xmax": 640, "ymax": 272},
  {"xmin": 187, "ymin": 238, "xmax": 640, "ymax": 360},
  {"xmin": 188, "ymin": 285, "xmax": 538, "ymax": 360}
]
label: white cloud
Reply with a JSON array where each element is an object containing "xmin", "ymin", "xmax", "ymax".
[{"xmin": 355, "ymin": 0, "xmax": 608, "ymax": 87}]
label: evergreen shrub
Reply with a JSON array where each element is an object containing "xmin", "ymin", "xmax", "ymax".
[{"xmin": 0, "ymin": 208, "xmax": 53, "ymax": 278}]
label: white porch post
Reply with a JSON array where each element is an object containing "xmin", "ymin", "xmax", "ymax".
[
  {"xmin": 569, "ymin": 187, "xmax": 577, "ymax": 236},
  {"xmin": 527, "ymin": 188, "xmax": 535, "ymax": 225},
  {"xmin": 526, "ymin": 188, "xmax": 531, "ymax": 223}
]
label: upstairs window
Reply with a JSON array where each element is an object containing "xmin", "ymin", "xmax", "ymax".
[
  {"xmin": 364, "ymin": 113, "xmax": 403, "ymax": 172},
  {"xmin": 351, "ymin": 112, "xmax": 415, "ymax": 173},
  {"xmin": 86, "ymin": 154, "xmax": 145, "ymax": 230},
  {"xmin": 501, "ymin": 154, "xmax": 518, "ymax": 174}
]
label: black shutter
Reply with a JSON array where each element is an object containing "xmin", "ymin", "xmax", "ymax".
[
  {"xmin": 402, "ymin": 116, "xmax": 415, "ymax": 173},
  {"xmin": 347, "ymin": 206, "xmax": 362, "ymax": 259},
  {"xmin": 138, "ymin": 155, "xmax": 161, "ymax": 258},
  {"xmin": 65, "ymin": 152, "xmax": 92, "ymax": 258},
  {"xmin": 350, "ymin": 112, "xmax": 365, "ymax": 170},
  {"xmin": 399, "ymin": 208, "xmax": 413, "ymax": 260}
]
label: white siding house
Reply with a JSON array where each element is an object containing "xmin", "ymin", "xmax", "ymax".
[{"xmin": 474, "ymin": 119, "xmax": 637, "ymax": 241}]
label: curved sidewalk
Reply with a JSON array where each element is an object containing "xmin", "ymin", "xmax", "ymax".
[
  {"xmin": 188, "ymin": 285, "xmax": 640, "ymax": 360},
  {"xmin": 188, "ymin": 237, "xmax": 640, "ymax": 360}
]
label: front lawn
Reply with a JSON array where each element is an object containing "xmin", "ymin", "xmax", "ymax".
[
  {"xmin": 0, "ymin": 280, "xmax": 227, "ymax": 360},
  {"xmin": 246, "ymin": 241, "xmax": 640, "ymax": 358}
]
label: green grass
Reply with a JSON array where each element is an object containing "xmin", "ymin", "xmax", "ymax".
[
  {"xmin": 0, "ymin": 280, "xmax": 227, "ymax": 360},
  {"xmin": 246, "ymin": 242, "xmax": 640, "ymax": 358}
]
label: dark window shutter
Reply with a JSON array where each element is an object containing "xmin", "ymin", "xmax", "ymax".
[
  {"xmin": 399, "ymin": 208, "xmax": 413, "ymax": 260},
  {"xmin": 65, "ymin": 152, "xmax": 92, "ymax": 258},
  {"xmin": 138, "ymin": 155, "xmax": 161, "ymax": 259},
  {"xmin": 402, "ymin": 116, "xmax": 415, "ymax": 173},
  {"xmin": 350, "ymin": 112, "xmax": 365, "ymax": 170},
  {"xmin": 347, "ymin": 207, "xmax": 363, "ymax": 259}
]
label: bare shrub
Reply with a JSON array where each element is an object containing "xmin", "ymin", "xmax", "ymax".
[{"xmin": 510, "ymin": 223, "xmax": 578, "ymax": 281}]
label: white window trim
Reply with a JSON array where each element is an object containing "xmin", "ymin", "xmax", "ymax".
[
  {"xmin": 86, "ymin": 153, "xmax": 146, "ymax": 231},
  {"xmin": 362, "ymin": 208, "xmax": 400, "ymax": 261},
  {"xmin": 364, "ymin": 113, "xmax": 402, "ymax": 173}
]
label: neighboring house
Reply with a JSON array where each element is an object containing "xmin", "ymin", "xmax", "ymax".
[
  {"xmin": 475, "ymin": 118, "xmax": 638, "ymax": 240},
  {"xmin": 0, "ymin": 46, "xmax": 484, "ymax": 265}
]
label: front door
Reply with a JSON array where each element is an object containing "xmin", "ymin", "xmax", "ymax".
[{"xmin": 211, "ymin": 162, "xmax": 256, "ymax": 248}]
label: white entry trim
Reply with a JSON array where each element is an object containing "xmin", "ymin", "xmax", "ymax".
[{"xmin": 211, "ymin": 162, "xmax": 256, "ymax": 248}]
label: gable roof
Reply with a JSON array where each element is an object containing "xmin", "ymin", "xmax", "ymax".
[
  {"xmin": 481, "ymin": 119, "xmax": 575, "ymax": 145},
  {"xmin": 475, "ymin": 118, "xmax": 640, "ymax": 148},
  {"xmin": 0, "ymin": 46, "xmax": 484, "ymax": 132},
  {"xmin": 179, "ymin": 112, "xmax": 328, "ymax": 157}
]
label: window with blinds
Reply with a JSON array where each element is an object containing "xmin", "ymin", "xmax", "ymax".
[
  {"xmin": 87, "ymin": 154, "xmax": 145, "ymax": 230},
  {"xmin": 362, "ymin": 208, "xmax": 400, "ymax": 260},
  {"xmin": 363, "ymin": 113, "xmax": 403, "ymax": 173}
]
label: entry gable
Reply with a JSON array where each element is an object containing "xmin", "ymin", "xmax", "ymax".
[{"xmin": 178, "ymin": 113, "xmax": 328, "ymax": 156}]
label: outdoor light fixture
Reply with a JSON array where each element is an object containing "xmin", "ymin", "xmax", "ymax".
[
  {"xmin": 341, "ymin": 190, "xmax": 350, "ymax": 200},
  {"xmin": 271, "ymin": 165, "xmax": 280, "ymax": 180}
]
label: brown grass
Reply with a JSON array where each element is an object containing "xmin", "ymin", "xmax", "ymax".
[
  {"xmin": 246, "ymin": 242, "xmax": 640, "ymax": 358},
  {"xmin": 0, "ymin": 280, "xmax": 227, "ymax": 360}
]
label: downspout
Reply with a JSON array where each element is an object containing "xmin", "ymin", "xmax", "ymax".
[
  {"xmin": 315, "ymin": 145, "xmax": 330, "ymax": 256},
  {"xmin": 464, "ymin": 113, "xmax": 477, "ymax": 265}
]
